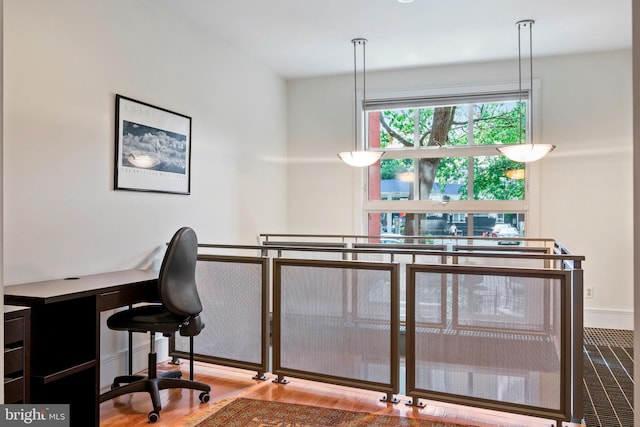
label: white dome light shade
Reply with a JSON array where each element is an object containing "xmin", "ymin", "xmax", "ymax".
[
  {"xmin": 338, "ymin": 151, "xmax": 383, "ymax": 167},
  {"xmin": 497, "ymin": 143, "xmax": 555, "ymax": 163}
]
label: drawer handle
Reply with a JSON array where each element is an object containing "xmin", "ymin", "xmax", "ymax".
[{"xmin": 101, "ymin": 291, "xmax": 120, "ymax": 297}]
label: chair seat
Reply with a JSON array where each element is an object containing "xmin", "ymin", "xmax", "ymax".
[{"xmin": 107, "ymin": 304, "xmax": 190, "ymax": 335}]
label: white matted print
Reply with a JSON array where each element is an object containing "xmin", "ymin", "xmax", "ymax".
[{"xmin": 114, "ymin": 94, "xmax": 191, "ymax": 194}]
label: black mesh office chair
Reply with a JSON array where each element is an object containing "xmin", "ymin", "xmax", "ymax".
[{"xmin": 100, "ymin": 227, "xmax": 211, "ymax": 423}]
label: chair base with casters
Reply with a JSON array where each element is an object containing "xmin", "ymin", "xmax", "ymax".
[
  {"xmin": 100, "ymin": 305, "xmax": 211, "ymax": 423},
  {"xmin": 111, "ymin": 322, "xmax": 182, "ymax": 391}
]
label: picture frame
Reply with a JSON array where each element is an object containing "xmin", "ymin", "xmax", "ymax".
[{"xmin": 114, "ymin": 94, "xmax": 191, "ymax": 194}]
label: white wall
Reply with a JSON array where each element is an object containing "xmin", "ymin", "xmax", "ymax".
[
  {"xmin": 3, "ymin": 0, "xmax": 288, "ymax": 387},
  {"xmin": 4, "ymin": 0, "xmax": 288, "ymax": 284},
  {"xmin": 287, "ymin": 50, "xmax": 633, "ymax": 329},
  {"xmin": 539, "ymin": 52, "xmax": 633, "ymax": 329}
]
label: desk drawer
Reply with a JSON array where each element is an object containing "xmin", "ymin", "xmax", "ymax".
[
  {"xmin": 98, "ymin": 282, "xmax": 158, "ymax": 311},
  {"xmin": 4, "ymin": 376, "xmax": 24, "ymax": 404},
  {"xmin": 5, "ymin": 317, "xmax": 25, "ymax": 346},
  {"xmin": 4, "ymin": 346, "xmax": 23, "ymax": 376}
]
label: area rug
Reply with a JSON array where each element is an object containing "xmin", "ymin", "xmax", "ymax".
[{"xmin": 194, "ymin": 397, "xmax": 476, "ymax": 427}]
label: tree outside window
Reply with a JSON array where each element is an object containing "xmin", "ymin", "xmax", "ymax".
[{"xmin": 365, "ymin": 94, "xmax": 528, "ymax": 239}]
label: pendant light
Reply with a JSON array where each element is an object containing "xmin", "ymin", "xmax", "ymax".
[
  {"xmin": 497, "ymin": 20, "xmax": 555, "ymax": 162},
  {"xmin": 338, "ymin": 38, "xmax": 384, "ymax": 167},
  {"xmin": 505, "ymin": 168, "xmax": 525, "ymax": 180}
]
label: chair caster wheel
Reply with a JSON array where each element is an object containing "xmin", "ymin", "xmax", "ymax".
[
  {"xmin": 199, "ymin": 392, "xmax": 210, "ymax": 403},
  {"xmin": 148, "ymin": 411, "xmax": 159, "ymax": 423}
]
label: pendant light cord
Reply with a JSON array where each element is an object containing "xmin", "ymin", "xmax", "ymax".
[
  {"xmin": 353, "ymin": 40, "xmax": 358, "ymax": 151},
  {"xmin": 518, "ymin": 22, "xmax": 523, "ymax": 145},
  {"xmin": 339, "ymin": 37, "xmax": 383, "ymax": 166},
  {"xmin": 517, "ymin": 20, "xmax": 535, "ymax": 147},
  {"xmin": 362, "ymin": 40, "xmax": 366, "ymax": 151},
  {"xmin": 362, "ymin": 39, "xmax": 366, "ymax": 111},
  {"xmin": 352, "ymin": 38, "xmax": 367, "ymax": 151},
  {"xmin": 528, "ymin": 21, "xmax": 533, "ymax": 146}
]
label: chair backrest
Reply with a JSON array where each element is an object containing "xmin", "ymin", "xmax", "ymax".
[{"xmin": 158, "ymin": 227, "xmax": 203, "ymax": 317}]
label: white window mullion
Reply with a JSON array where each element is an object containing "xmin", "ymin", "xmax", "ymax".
[
  {"xmin": 466, "ymin": 104, "xmax": 474, "ymax": 202},
  {"xmin": 364, "ymin": 199, "xmax": 528, "ymax": 214},
  {"xmin": 412, "ymin": 109, "xmax": 420, "ymax": 200}
]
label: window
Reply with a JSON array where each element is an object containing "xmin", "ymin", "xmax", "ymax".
[{"xmin": 363, "ymin": 85, "xmax": 534, "ymax": 238}]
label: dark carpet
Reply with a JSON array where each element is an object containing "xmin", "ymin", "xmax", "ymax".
[{"xmin": 583, "ymin": 328, "xmax": 634, "ymax": 427}]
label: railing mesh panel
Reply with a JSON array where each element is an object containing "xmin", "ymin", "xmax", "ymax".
[
  {"xmin": 455, "ymin": 275, "xmax": 546, "ymax": 332},
  {"xmin": 175, "ymin": 258, "xmax": 264, "ymax": 365},
  {"xmin": 355, "ymin": 252, "xmax": 442, "ymax": 322},
  {"xmin": 412, "ymin": 271, "xmax": 563, "ymax": 410},
  {"xmin": 277, "ymin": 264, "xmax": 393, "ymax": 384},
  {"xmin": 414, "ymin": 274, "xmax": 445, "ymax": 325},
  {"xmin": 276, "ymin": 249, "xmax": 345, "ymax": 260},
  {"xmin": 456, "ymin": 254, "xmax": 547, "ymax": 269}
]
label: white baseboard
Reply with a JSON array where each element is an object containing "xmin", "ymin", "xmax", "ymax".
[
  {"xmin": 584, "ymin": 308, "xmax": 634, "ymax": 330},
  {"xmin": 100, "ymin": 336, "xmax": 169, "ymax": 392}
]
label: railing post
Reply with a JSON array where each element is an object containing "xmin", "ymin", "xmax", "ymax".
[
  {"xmin": 571, "ymin": 267, "xmax": 585, "ymax": 423},
  {"xmin": 380, "ymin": 393, "xmax": 399, "ymax": 403}
]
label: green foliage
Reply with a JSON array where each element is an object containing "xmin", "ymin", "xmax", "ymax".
[
  {"xmin": 435, "ymin": 157, "xmax": 467, "ymax": 196},
  {"xmin": 377, "ymin": 101, "xmax": 526, "ymax": 200},
  {"xmin": 471, "ymin": 157, "xmax": 524, "ymax": 200},
  {"xmin": 379, "ymin": 109, "xmax": 417, "ymax": 147},
  {"xmin": 380, "ymin": 158, "xmax": 413, "ymax": 180},
  {"xmin": 472, "ymin": 102, "xmax": 524, "ymax": 145}
]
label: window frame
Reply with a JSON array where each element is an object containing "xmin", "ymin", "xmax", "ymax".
[{"xmin": 356, "ymin": 81, "xmax": 542, "ymax": 236}]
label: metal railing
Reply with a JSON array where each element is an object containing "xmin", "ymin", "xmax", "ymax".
[
  {"xmin": 172, "ymin": 234, "xmax": 584, "ymax": 425},
  {"xmin": 172, "ymin": 254, "xmax": 270, "ymax": 378},
  {"xmin": 272, "ymin": 258, "xmax": 400, "ymax": 402},
  {"xmin": 405, "ymin": 263, "xmax": 572, "ymax": 424}
]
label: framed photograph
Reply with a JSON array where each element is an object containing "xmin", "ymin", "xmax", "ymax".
[{"xmin": 114, "ymin": 94, "xmax": 191, "ymax": 194}]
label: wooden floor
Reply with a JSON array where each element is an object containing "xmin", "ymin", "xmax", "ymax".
[{"xmin": 100, "ymin": 361, "xmax": 583, "ymax": 426}]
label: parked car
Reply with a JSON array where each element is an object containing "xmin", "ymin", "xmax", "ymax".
[
  {"xmin": 492, "ymin": 225, "xmax": 521, "ymax": 245},
  {"xmin": 380, "ymin": 233, "xmax": 404, "ymax": 244},
  {"xmin": 491, "ymin": 223, "xmax": 514, "ymax": 236}
]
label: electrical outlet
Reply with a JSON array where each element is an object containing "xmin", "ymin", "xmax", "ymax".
[{"xmin": 585, "ymin": 287, "xmax": 594, "ymax": 298}]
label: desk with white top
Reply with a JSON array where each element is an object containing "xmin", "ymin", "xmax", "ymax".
[{"xmin": 4, "ymin": 269, "xmax": 159, "ymax": 426}]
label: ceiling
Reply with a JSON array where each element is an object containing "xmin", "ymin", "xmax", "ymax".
[{"xmin": 162, "ymin": 0, "xmax": 631, "ymax": 79}]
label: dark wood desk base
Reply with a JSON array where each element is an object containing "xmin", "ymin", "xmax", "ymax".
[
  {"xmin": 4, "ymin": 270, "xmax": 158, "ymax": 427},
  {"xmin": 4, "ymin": 306, "xmax": 31, "ymax": 404}
]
